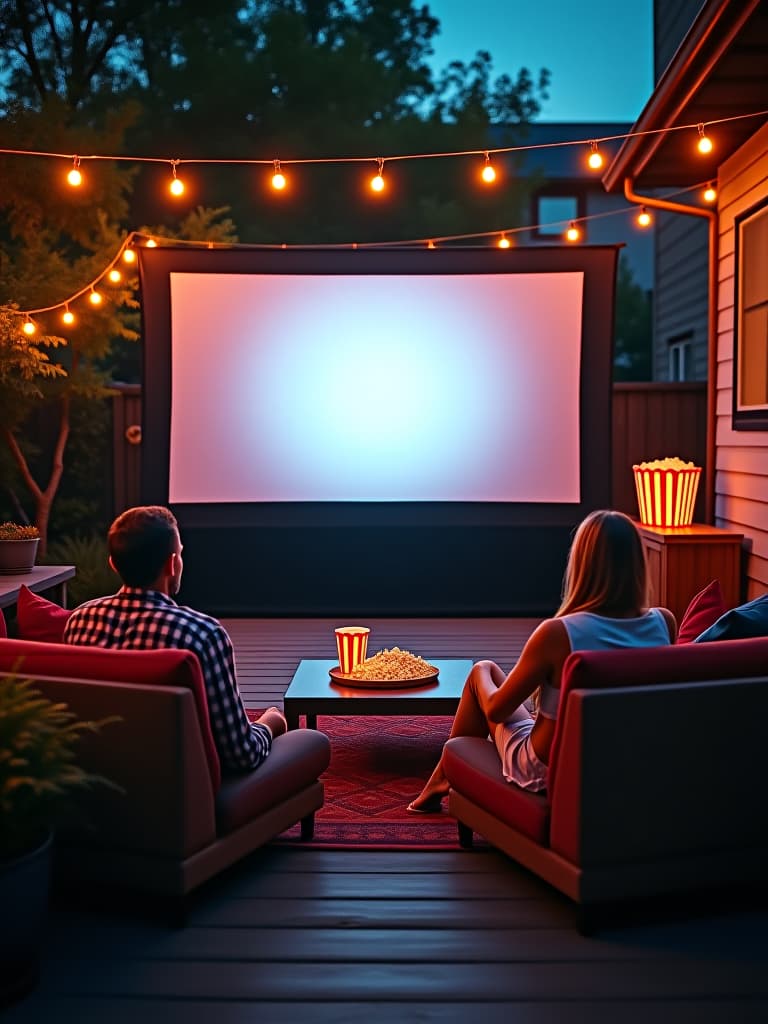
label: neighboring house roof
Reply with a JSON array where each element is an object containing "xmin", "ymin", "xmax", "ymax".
[{"xmin": 603, "ymin": 0, "xmax": 768, "ymax": 189}]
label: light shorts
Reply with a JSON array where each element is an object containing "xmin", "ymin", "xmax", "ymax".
[{"xmin": 493, "ymin": 717, "xmax": 548, "ymax": 793}]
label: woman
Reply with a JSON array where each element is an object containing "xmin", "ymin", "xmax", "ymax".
[{"xmin": 407, "ymin": 509, "xmax": 677, "ymax": 812}]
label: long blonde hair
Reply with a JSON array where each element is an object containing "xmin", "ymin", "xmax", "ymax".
[{"xmin": 557, "ymin": 509, "xmax": 648, "ymax": 618}]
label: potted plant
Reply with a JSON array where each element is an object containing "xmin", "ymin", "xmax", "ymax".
[
  {"xmin": 0, "ymin": 522, "xmax": 41, "ymax": 575},
  {"xmin": 0, "ymin": 676, "xmax": 116, "ymax": 1006}
]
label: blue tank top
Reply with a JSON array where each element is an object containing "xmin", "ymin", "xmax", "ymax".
[{"xmin": 537, "ymin": 608, "xmax": 672, "ymax": 718}]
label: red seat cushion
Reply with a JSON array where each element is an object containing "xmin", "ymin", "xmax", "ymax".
[
  {"xmin": 442, "ymin": 736, "xmax": 550, "ymax": 845},
  {"xmin": 0, "ymin": 638, "xmax": 221, "ymax": 790},
  {"xmin": 676, "ymin": 579, "xmax": 727, "ymax": 643},
  {"xmin": 16, "ymin": 585, "xmax": 72, "ymax": 642},
  {"xmin": 548, "ymin": 636, "xmax": 768, "ymax": 792}
]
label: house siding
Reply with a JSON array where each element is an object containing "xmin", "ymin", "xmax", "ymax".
[
  {"xmin": 653, "ymin": 213, "xmax": 709, "ymax": 380},
  {"xmin": 715, "ymin": 120, "xmax": 768, "ymax": 597}
]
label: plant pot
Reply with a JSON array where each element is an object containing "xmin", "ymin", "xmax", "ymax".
[
  {"xmin": 0, "ymin": 538, "xmax": 40, "ymax": 575},
  {"xmin": 0, "ymin": 831, "xmax": 53, "ymax": 1007}
]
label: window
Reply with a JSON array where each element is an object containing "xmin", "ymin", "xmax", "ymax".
[
  {"xmin": 733, "ymin": 198, "xmax": 768, "ymax": 430},
  {"xmin": 668, "ymin": 333, "xmax": 692, "ymax": 381},
  {"xmin": 532, "ymin": 189, "xmax": 585, "ymax": 240}
]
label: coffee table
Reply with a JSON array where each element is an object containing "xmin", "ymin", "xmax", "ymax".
[{"xmin": 283, "ymin": 658, "xmax": 473, "ymax": 729}]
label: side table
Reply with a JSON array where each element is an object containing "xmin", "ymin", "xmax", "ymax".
[{"xmin": 635, "ymin": 522, "xmax": 743, "ymax": 625}]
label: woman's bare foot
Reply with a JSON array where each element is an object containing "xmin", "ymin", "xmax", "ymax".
[{"xmin": 406, "ymin": 785, "xmax": 449, "ymax": 814}]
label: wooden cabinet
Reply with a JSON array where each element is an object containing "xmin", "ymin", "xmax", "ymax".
[{"xmin": 636, "ymin": 522, "xmax": 744, "ymax": 625}]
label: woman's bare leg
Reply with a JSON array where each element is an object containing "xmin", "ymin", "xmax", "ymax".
[{"xmin": 408, "ymin": 660, "xmax": 511, "ymax": 811}]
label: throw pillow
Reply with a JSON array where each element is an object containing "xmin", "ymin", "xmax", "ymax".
[
  {"xmin": 676, "ymin": 579, "xmax": 727, "ymax": 644},
  {"xmin": 695, "ymin": 593, "xmax": 768, "ymax": 642},
  {"xmin": 16, "ymin": 584, "xmax": 72, "ymax": 642}
]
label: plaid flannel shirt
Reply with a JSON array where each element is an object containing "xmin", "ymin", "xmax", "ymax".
[{"xmin": 63, "ymin": 588, "xmax": 271, "ymax": 773}]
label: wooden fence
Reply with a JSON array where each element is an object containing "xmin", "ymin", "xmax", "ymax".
[{"xmin": 110, "ymin": 381, "xmax": 708, "ymax": 522}]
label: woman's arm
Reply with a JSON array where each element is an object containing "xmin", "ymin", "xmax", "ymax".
[{"xmin": 486, "ymin": 618, "xmax": 571, "ymax": 723}]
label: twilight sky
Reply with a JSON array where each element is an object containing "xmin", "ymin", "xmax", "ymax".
[{"xmin": 426, "ymin": 0, "xmax": 654, "ymax": 123}]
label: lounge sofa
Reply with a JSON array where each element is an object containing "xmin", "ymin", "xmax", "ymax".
[
  {"xmin": 0, "ymin": 637, "xmax": 330, "ymax": 905},
  {"xmin": 443, "ymin": 636, "xmax": 768, "ymax": 930}
]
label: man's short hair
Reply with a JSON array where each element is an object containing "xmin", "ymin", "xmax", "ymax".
[{"xmin": 108, "ymin": 506, "xmax": 179, "ymax": 587}]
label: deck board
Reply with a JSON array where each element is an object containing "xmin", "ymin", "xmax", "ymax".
[{"xmin": 7, "ymin": 618, "xmax": 768, "ymax": 1022}]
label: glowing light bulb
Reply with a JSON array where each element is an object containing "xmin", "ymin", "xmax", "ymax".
[
  {"xmin": 565, "ymin": 222, "xmax": 581, "ymax": 242},
  {"xmin": 123, "ymin": 247, "xmax": 136, "ymax": 263},
  {"xmin": 271, "ymin": 160, "xmax": 286, "ymax": 190},
  {"xmin": 67, "ymin": 167, "xmax": 83, "ymax": 187},
  {"xmin": 497, "ymin": 234, "xmax": 511, "ymax": 249},
  {"xmin": 108, "ymin": 268, "xmax": 122, "ymax": 283},
  {"xmin": 427, "ymin": 240, "xmax": 436, "ymax": 249},
  {"xmin": 89, "ymin": 288, "xmax": 103, "ymax": 305},
  {"xmin": 703, "ymin": 183, "xmax": 717, "ymax": 203},
  {"xmin": 22, "ymin": 319, "xmax": 36, "ymax": 336},
  {"xmin": 370, "ymin": 173, "xmax": 385, "ymax": 192},
  {"xmin": 145, "ymin": 238, "xmax": 157, "ymax": 248},
  {"xmin": 637, "ymin": 207, "xmax": 652, "ymax": 228},
  {"xmin": 481, "ymin": 153, "xmax": 496, "ymax": 183},
  {"xmin": 587, "ymin": 142, "xmax": 603, "ymax": 170},
  {"xmin": 169, "ymin": 176, "xmax": 184, "ymax": 196},
  {"xmin": 62, "ymin": 308, "xmax": 75, "ymax": 325},
  {"xmin": 697, "ymin": 124, "xmax": 713, "ymax": 154}
]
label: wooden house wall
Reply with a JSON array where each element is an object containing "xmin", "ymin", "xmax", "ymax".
[
  {"xmin": 714, "ymin": 121, "xmax": 768, "ymax": 598},
  {"xmin": 652, "ymin": 213, "xmax": 709, "ymax": 381}
]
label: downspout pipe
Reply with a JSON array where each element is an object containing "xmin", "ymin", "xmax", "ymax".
[{"xmin": 624, "ymin": 177, "xmax": 717, "ymax": 524}]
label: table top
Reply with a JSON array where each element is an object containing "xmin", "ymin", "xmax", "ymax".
[
  {"xmin": 284, "ymin": 658, "xmax": 473, "ymax": 705},
  {"xmin": 0, "ymin": 565, "xmax": 76, "ymax": 609}
]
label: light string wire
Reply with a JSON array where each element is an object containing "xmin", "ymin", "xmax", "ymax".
[
  {"xmin": 0, "ymin": 109, "xmax": 765, "ymax": 168},
  {"xmin": 9, "ymin": 180, "xmax": 712, "ymax": 320}
]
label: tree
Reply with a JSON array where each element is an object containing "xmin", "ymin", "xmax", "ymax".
[{"xmin": 614, "ymin": 256, "xmax": 652, "ymax": 381}]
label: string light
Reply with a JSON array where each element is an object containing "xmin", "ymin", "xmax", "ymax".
[
  {"xmin": 89, "ymin": 287, "xmax": 103, "ymax": 305},
  {"xmin": 427, "ymin": 240, "xmax": 436, "ymax": 249},
  {"xmin": 271, "ymin": 160, "xmax": 286, "ymax": 191},
  {"xmin": 122, "ymin": 247, "xmax": 136, "ymax": 263},
  {"xmin": 66, "ymin": 156, "xmax": 82, "ymax": 187},
  {"xmin": 108, "ymin": 268, "xmax": 122, "ymax": 283},
  {"xmin": 587, "ymin": 141, "xmax": 603, "ymax": 170},
  {"xmin": 703, "ymin": 182, "xmax": 717, "ymax": 203},
  {"xmin": 697, "ymin": 124, "xmax": 713, "ymax": 154},
  {"xmin": 169, "ymin": 160, "xmax": 185, "ymax": 196},
  {"xmin": 497, "ymin": 233, "xmax": 511, "ymax": 249},
  {"xmin": 636, "ymin": 206, "xmax": 652, "ymax": 227},
  {"xmin": 22, "ymin": 318, "xmax": 36, "ymax": 336},
  {"xmin": 565, "ymin": 222, "xmax": 581, "ymax": 242},
  {"xmin": 145, "ymin": 238, "xmax": 157, "ymax": 248},
  {"xmin": 481, "ymin": 152, "xmax": 496, "ymax": 183},
  {"xmin": 370, "ymin": 158, "xmax": 386, "ymax": 193},
  {"xmin": 62, "ymin": 306, "xmax": 75, "ymax": 325}
]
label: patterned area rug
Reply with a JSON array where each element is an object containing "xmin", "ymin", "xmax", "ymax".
[{"xmin": 251, "ymin": 712, "xmax": 468, "ymax": 848}]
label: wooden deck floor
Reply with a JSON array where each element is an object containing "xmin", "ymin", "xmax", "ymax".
[{"xmin": 7, "ymin": 618, "xmax": 768, "ymax": 1022}]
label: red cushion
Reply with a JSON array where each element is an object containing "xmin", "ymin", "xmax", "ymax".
[
  {"xmin": 16, "ymin": 584, "xmax": 72, "ymax": 642},
  {"xmin": 676, "ymin": 579, "xmax": 727, "ymax": 643},
  {"xmin": 442, "ymin": 736, "xmax": 550, "ymax": 844},
  {"xmin": 548, "ymin": 636, "xmax": 768, "ymax": 792},
  {"xmin": 0, "ymin": 639, "xmax": 221, "ymax": 790}
]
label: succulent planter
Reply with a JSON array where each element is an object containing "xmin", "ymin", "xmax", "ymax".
[{"xmin": 0, "ymin": 538, "xmax": 40, "ymax": 575}]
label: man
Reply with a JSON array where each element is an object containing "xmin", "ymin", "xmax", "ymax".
[{"xmin": 64, "ymin": 505, "xmax": 286, "ymax": 774}]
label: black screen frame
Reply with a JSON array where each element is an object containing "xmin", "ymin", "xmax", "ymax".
[{"xmin": 139, "ymin": 244, "xmax": 618, "ymax": 615}]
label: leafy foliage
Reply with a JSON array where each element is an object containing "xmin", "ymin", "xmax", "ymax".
[
  {"xmin": 0, "ymin": 677, "xmax": 118, "ymax": 861},
  {"xmin": 44, "ymin": 533, "xmax": 119, "ymax": 605}
]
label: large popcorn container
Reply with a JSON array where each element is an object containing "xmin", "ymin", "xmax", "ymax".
[
  {"xmin": 633, "ymin": 458, "xmax": 702, "ymax": 527},
  {"xmin": 335, "ymin": 626, "xmax": 370, "ymax": 674}
]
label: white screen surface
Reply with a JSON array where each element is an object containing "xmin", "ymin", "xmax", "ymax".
[{"xmin": 168, "ymin": 271, "xmax": 583, "ymax": 503}]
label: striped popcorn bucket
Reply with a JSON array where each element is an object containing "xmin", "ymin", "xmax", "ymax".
[
  {"xmin": 633, "ymin": 464, "xmax": 702, "ymax": 527},
  {"xmin": 335, "ymin": 626, "xmax": 370, "ymax": 674}
]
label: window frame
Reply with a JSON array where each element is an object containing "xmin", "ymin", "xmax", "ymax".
[
  {"xmin": 732, "ymin": 196, "xmax": 768, "ymax": 431},
  {"xmin": 531, "ymin": 186, "xmax": 586, "ymax": 241}
]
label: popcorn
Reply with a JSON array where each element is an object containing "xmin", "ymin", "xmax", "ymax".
[
  {"xmin": 634, "ymin": 457, "xmax": 696, "ymax": 470},
  {"xmin": 347, "ymin": 646, "xmax": 437, "ymax": 681}
]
